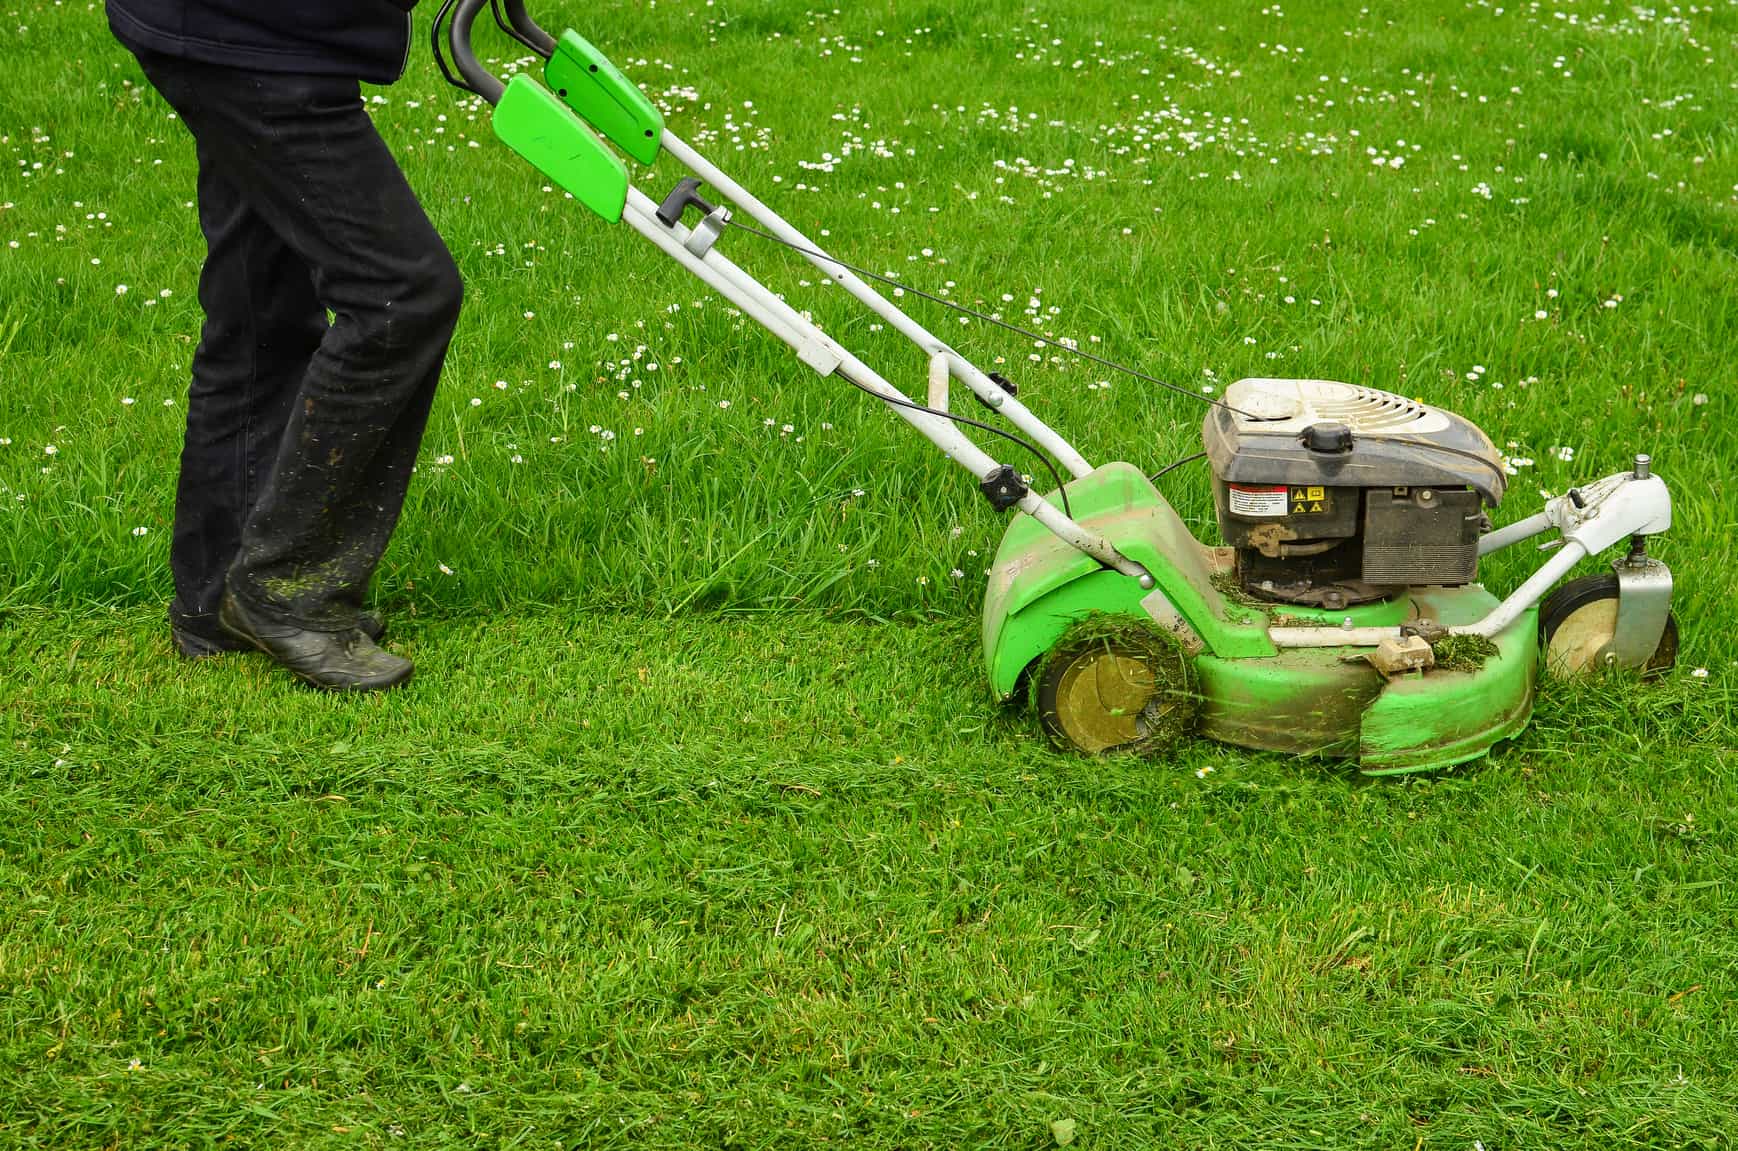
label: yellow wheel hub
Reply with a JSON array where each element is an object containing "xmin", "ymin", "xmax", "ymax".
[{"xmin": 1051, "ymin": 646, "xmax": 1158, "ymax": 753}]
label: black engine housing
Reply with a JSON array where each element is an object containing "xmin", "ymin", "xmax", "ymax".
[{"xmin": 1202, "ymin": 379, "xmax": 1506, "ymax": 608}]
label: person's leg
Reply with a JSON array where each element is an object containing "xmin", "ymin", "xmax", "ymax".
[
  {"xmin": 168, "ymin": 144, "xmax": 325, "ymax": 655},
  {"xmin": 136, "ymin": 55, "xmax": 461, "ymax": 685}
]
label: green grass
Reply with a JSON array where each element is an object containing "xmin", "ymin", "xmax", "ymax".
[
  {"xmin": 3, "ymin": 0, "xmax": 1737, "ymax": 1146},
  {"xmin": 6, "ymin": 608, "xmax": 1737, "ymax": 1147}
]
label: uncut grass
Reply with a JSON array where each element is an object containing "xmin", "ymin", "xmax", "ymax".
[
  {"xmin": 3, "ymin": 0, "xmax": 1734, "ymax": 636},
  {"xmin": 4, "ymin": 609, "xmax": 1737, "ymax": 1148}
]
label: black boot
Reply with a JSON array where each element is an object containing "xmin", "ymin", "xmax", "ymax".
[
  {"xmin": 172, "ymin": 603, "xmax": 385, "ymax": 660},
  {"xmin": 218, "ymin": 592, "xmax": 412, "ymax": 692}
]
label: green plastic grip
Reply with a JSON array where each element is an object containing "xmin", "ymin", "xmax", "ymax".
[
  {"xmin": 544, "ymin": 30, "xmax": 665, "ymax": 166},
  {"xmin": 491, "ymin": 73, "xmax": 628, "ymax": 224}
]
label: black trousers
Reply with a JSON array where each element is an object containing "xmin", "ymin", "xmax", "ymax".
[{"xmin": 134, "ymin": 52, "xmax": 462, "ymax": 634}]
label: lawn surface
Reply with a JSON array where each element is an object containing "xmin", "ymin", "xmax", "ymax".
[{"xmin": 3, "ymin": 0, "xmax": 1737, "ymax": 1147}]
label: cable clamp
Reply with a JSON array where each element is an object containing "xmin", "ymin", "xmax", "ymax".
[{"xmin": 979, "ymin": 465, "xmax": 1029, "ymax": 511}]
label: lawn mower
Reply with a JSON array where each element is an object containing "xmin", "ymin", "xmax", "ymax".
[{"xmin": 436, "ymin": 0, "xmax": 1680, "ymax": 773}]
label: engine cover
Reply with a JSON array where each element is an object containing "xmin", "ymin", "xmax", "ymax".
[{"xmin": 1203, "ymin": 379, "xmax": 1506, "ymax": 606}]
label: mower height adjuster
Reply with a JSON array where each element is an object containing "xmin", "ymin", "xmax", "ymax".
[{"xmin": 979, "ymin": 464, "xmax": 1029, "ymax": 511}]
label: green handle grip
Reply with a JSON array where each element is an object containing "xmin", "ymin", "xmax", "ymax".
[
  {"xmin": 544, "ymin": 30, "xmax": 665, "ymax": 166},
  {"xmin": 492, "ymin": 74, "xmax": 629, "ymax": 224}
]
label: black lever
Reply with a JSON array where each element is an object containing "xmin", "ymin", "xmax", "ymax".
[
  {"xmin": 656, "ymin": 178, "xmax": 719, "ymax": 228},
  {"xmin": 979, "ymin": 465, "xmax": 1029, "ymax": 511}
]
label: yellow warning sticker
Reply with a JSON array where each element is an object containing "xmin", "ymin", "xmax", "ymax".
[{"xmin": 1289, "ymin": 486, "xmax": 1331, "ymax": 515}]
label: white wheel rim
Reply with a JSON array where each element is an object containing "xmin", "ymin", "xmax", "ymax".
[{"xmin": 1546, "ymin": 598, "xmax": 1621, "ymax": 677}]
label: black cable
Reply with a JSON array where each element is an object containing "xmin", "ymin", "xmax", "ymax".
[
  {"xmin": 1148, "ymin": 450, "xmax": 1206, "ymax": 485},
  {"xmin": 432, "ymin": 0, "xmax": 474, "ymax": 94},
  {"xmin": 837, "ymin": 370, "xmax": 1074, "ymax": 521},
  {"xmin": 490, "ymin": 0, "xmax": 545, "ymax": 55},
  {"xmin": 723, "ymin": 219, "xmax": 1262, "ymax": 421},
  {"xmin": 1386, "ymin": 437, "xmax": 1511, "ymax": 485}
]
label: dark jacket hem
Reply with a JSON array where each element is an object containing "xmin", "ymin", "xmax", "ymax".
[{"xmin": 107, "ymin": 2, "xmax": 411, "ymax": 86}]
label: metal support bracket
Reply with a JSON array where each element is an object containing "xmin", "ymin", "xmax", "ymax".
[
  {"xmin": 795, "ymin": 341, "xmax": 841, "ymax": 376},
  {"xmin": 1139, "ymin": 586, "xmax": 1205, "ymax": 655},
  {"xmin": 926, "ymin": 352, "xmax": 949, "ymax": 412},
  {"xmin": 683, "ymin": 205, "xmax": 731, "ymax": 258},
  {"xmin": 1600, "ymin": 554, "xmax": 1673, "ymax": 670}
]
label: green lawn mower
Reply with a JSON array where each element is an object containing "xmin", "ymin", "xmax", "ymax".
[{"xmin": 438, "ymin": 1, "xmax": 1680, "ymax": 773}]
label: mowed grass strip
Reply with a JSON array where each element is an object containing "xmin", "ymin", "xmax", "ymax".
[{"xmin": 4, "ymin": 608, "xmax": 1737, "ymax": 1148}]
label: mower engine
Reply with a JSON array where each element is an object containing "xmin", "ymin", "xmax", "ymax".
[{"xmin": 1202, "ymin": 378, "xmax": 1507, "ymax": 609}]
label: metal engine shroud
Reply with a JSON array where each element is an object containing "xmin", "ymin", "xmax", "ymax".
[{"xmin": 1202, "ymin": 379, "xmax": 1509, "ymax": 607}]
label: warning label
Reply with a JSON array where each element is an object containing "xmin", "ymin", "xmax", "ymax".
[
  {"xmin": 1289, "ymin": 485, "xmax": 1331, "ymax": 515},
  {"xmin": 1229, "ymin": 484, "xmax": 1288, "ymax": 517}
]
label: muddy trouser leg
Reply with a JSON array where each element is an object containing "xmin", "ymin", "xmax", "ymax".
[
  {"xmin": 167, "ymin": 144, "xmax": 326, "ymax": 639},
  {"xmin": 136, "ymin": 52, "xmax": 463, "ymax": 632}
]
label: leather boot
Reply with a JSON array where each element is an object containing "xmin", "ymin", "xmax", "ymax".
[
  {"xmin": 218, "ymin": 592, "xmax": 413, "ymax": 692},
  {"xmin": 173, "ymin": 605, "xmax": 385, "ymax": 660}
]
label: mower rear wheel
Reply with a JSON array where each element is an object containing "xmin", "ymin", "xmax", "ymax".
[
  {"xmin": 1036, "ymin": 630, "xmax": 1198, "ymax": 756},
  {"xmin": 1539, "ymin": 573, "xmax": 1679, "ymax": 678}
]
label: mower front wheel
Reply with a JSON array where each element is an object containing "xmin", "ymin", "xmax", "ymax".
[
  {"xmin": 1035, "ymin": 625, "xmax": 1199, "ymax": 756},
  {"xmin": 1539, "ymin": 573, "xmax": 1679, "ymax": 678}
]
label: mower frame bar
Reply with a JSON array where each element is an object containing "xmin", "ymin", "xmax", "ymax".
[
  {"xmin": 658, "ymin": 133, "xmax": 1096, "ymax": 481},
  {"xmin": 447, "ymin": 0, "xmax": 505, "ymax": 103},
  {"xmin": 1268, "ymin": 465, "xmax": 1672, "ymax": 648},
  {"xmin": 496, "ymin": 0, "xmax": 556, "ymax": 55},
  {"xmin": 616, "ymin": 184, "xmax": 1152, "ymax": 582}
]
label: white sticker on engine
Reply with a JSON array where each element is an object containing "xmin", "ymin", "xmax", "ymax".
[{"xmin": 1228, "ymin": 484, "xmax": 1289, "ymax": 516}]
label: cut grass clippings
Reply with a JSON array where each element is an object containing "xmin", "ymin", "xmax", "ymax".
[{"xmin": 1430, "ymin": 632, "xmax": 1501, "ymax": 673}]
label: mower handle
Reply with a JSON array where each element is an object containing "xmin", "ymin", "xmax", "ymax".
[
  {"xmin": 446, "ymin": 0, "xmax": 505, "ymax": 103},
  {"xmin": 495, "ymin": 0, "xmax": 556, "ymax": 56}
]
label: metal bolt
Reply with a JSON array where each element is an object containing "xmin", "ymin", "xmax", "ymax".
[
  {"xmin": 1418, "ymin": 489, "xmax": 1435, "ymax": 504},
  {"xmin": 1137, "ymin": 573, "xmax": 1156, "ymax": 590},
  {"xmin": 1633, "ymin": 453, "xmax": 1651, "ymax": 479}
]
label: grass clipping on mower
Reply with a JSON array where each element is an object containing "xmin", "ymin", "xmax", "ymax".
[
  {"xmin": 1034, "ymin": 614, "xmax": 1202, "ymax": 756},
  {"xmin": 1430, "ymin": 633, "xmax": 1500, "ymax": 673}
]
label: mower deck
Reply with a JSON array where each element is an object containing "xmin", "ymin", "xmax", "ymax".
[
  {"xmin": 985, "ymin": 464, "xmax": 1536, "ymax": 774},
  {"xmin": 1195, "ymin": 586, "xmax": 1536, "ymax": 773}
]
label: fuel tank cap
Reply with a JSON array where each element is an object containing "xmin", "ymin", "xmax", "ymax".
[{"xmin": 1303, "ymin": 421, "xmax": 1354, "ymax": 452}]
